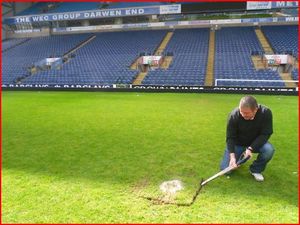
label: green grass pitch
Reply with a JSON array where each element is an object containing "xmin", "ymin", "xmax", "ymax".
[{"xmin": 2, "ymin": 91, "xmax": 298, "ymax": 223}]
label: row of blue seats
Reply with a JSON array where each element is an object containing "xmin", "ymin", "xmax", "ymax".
[
  {"xmin": 214, "ymin": 26, "xmax": 285, "ymax": 83},
  {"xmin": 291, "ymin": 69, "xmax": 299, "ymax": 80},
  {"xmin": 262, "ymin": 25, "xmax": 298, "ymax": 58},
  {"xmin": 144, "ymin": 28, "xmax": 209, "ymax": 85},
  {"xmin": 2, "ymin": 27, "xmax": 297, "ymax": 87},
  {"xmin": 2, "ymin": 33, "xmax": 92, "ymax": 84},
  {"xmin": 16, "ymin": 30, "xmax": 165, "ymax": 85}
]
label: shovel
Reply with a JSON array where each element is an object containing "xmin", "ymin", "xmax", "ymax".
[{"xmin": 143, "ymin": 154, "xmax": 250, "ymax": 206}]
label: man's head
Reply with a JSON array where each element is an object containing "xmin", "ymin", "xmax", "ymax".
[{"xmin": 239, "ymin": 96, "xmax": 258, "ymax": 120}]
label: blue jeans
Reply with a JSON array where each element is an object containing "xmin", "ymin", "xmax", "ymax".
[{"xmin": 220, "ymin": 142, "xmax": 275, "ymax": 173}]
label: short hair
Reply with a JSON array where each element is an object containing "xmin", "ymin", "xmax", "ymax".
[{"xmin": 239, "ymin": 96, "xmax": 258, "ymax": 110}]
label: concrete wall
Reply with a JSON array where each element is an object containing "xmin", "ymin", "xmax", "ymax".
[
  {"xmin": 2, "ymin": 2, "xmax": 32, "ymax": 17},
  {"xmin": 2, "ymin": 2, "xmax": 32, "ymax": 40},
  {"xmin": 14, "ymin": 2, "xmax": 32, "ymax": 15},
  {"xmin": 2, "ymin": 5, "xmax": 10, "ymax": 40}
]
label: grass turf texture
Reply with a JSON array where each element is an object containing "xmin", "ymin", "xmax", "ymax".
[{"xmin": 2, "ymin": 91, "xmax": 298, "ymax": 223}]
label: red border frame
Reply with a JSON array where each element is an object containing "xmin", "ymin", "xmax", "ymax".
[{"xmin": 0, "ymin": 1, "xmax": 299, "ymax": 225}]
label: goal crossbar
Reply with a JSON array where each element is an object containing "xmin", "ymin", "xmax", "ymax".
[{"xmin": 215, "ymin": 79, "xmax": 298, "ymax": 86}]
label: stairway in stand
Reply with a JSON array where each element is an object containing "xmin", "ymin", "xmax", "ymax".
[
  {"xmin": 279, "ymin": 72, "xmax": 297, "ymax": 87},
  {"xmin": 132, "ymin": 31, "xmax": 174, "ymax": 85},
  {"xmin": 132, "ymin": 72, "xmax": 147, "ymax": 85},
  {"xmin": 154, "ymin": 32, "xmax": 173, "ymax": 55},
  {"xmin": 63, "ymin": 35, "xmax": 96, "ymax": 57},
  {"xmin": 255, "ymin": 29, "xmax": 274, "ymax": 54},
  {"xmin": 204, "ymin": 30, "xmax": 215, "ymax": 86},
  {"xmin": 255, "ymin": 28, "xmax": 296, "ymax": 88}
]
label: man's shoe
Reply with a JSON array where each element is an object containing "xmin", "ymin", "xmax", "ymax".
[{"xmin": 251, "ymin": 172, "xmax": 264, "ymax": 182}]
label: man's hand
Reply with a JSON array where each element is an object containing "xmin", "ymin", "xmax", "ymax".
[
  {"xmin": 244, "ymin": 147, "xmax": 253, "ymax": 159},
  {"xmin": 229, "ymin": 153, "xmax": 237, "ymax": 168}
]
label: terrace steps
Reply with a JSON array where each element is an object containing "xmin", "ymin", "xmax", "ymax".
[
  {"xmin": 279, "ymin": 72, "xmax": 297, "ymax": 88},
  {"xmin": 204, "ymin": 30, "xmax": 215, "ymax": 86},
  {"xmin": 154, "ymin": 32, "xmax": 173, "ymax": 55},
  {"xmin": 160, "ymin": 56, "xmax": 173, "ymax": 69},
  {"xmin": 132, "ymin": 31, "xmax": 174, "ymax": 85},
  {"xmin": 63, "ymin": 35, "xmax": 96, "ymax": 57},
  {"xmin": 251, "ymin": 55, "xmax": 267, "ymax": 70},
  {"xmin": 255, "ymin": 29, "xmax": 274, "ymax": 54},
  {"xmin": 132, "ymin": 72, "xmax": 147, "ymax": 85},
  {"xmin": 255, "ymin": 28, "xmax": 296, "ymax": 87}
]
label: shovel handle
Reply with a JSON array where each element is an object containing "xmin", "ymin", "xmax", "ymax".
[
  {"xmin": 236, "ymin": 154, "xmax": 250, "ymax": 166},
  {"xmin": 200, "ymin": 153, "xmax": 250, "ymax": 187}
]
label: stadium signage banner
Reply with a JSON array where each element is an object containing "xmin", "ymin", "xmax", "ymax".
[
  {"xmin": 140, "ymin": 56, "xmax": 162, "ymax": 65},
  {"xmin": 271, "ymin": 1, "xmax": 298, "ymax": 8},
  {"xmin": 2, "ymin": 84, "xmax": 112, "ymax": 89},
  {"xmin": 131, "ymin": 85, "xmax": 298, "ymax": 95},
  {"xmin": 3, "ymin": 84, "xmax": 297, "ymax": 95},
  {"xmin": 264, "ymin": 54, "xmax": 291, "ymax": 65},
  {"xmin": 247, "ymin": 1, "xmax": 298, "ymax": 10},
  {"xmin": 159, "ymin": 5, "xmax": 181, "ymax": 14},
  {"xmin": 210, "ymin": 19, "xmax": 241, "ymax": 24},
  {"xmin": 14, "ymin": 29, "xmax": 41, "ymax": 33},
  {"xmin": 247, "ymin": 2, "xmax": 271, "ymax": 10},
  {"xmin": 52, "ymin": 16, "xmax": 298, "ymax": 33},
  {"xmin": 5, "ymin": 5, "xmax": 181, "ymax": 24}
]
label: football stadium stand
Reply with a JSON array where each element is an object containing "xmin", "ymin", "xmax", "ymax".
[
  {"xmin": 143, "ymin": 28, "xmax": 209, "ymax": 86},
  {"xmin": 2, "ymin": 1, "xmax": 298, "ymax": 91},
  {"xmin": 261, "ymin": 25, "xmax": 298, "ymax": 58},
  {"xmin": 2, "ymin": 38, "xmax": 30, "ymax": 52},
  {"xmin": 214, "ymin": 27, "xmax": 285, "ymax": 87},
  {"xmin": 2, "ymin": 25, "xmax": 298, "ymax": 88},
  {"xmin": 2, "ymin": 34, "xmax": 91, "ymax": 84},
  {"xmin": 4, "ymin": 30, "xmax": 166, "ymax": 85}
]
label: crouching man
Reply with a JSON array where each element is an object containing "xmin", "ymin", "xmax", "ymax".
[{"xmin": 220, "ymin": 96, "xmax": 275, "ymax": 181}]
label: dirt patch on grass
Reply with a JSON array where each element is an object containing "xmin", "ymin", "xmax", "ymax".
[{"xmin": 131, "ymin": 178, "xmax": 150, "ymax": 194}]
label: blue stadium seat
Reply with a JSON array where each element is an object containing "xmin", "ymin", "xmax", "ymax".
[
  {"xmin": 2, "ymin": 26, "xmax": 296, "ymax": 88},
  {"xmin": 262, "ymin": 25, "xmax": 298, "ymax": 59},
  {"xmin": 214, "ymin": 27, "xmax": 285, "ymax": 87},
  {"xmin": 143, "ymin": 28, "xmax": 209, "ymax": 86}
]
